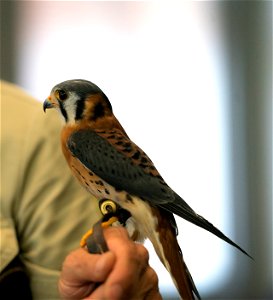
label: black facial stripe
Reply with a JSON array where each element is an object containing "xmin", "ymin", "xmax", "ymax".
[
  {"xmin": 75, "ymin": 99, "xmax": 85, "ymax": 120},
  {"xmin": 59, "ymin": 101, "xmax": 68, "ymax": 122},
  {"xmin": 91, "ymin": 102, "xmax": 105, "ymax": 121},
  {"xmin": 102, "ymin": 93, "xmax": 112, "ymax": 112}
]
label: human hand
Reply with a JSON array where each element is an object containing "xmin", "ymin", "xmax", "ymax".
[{"xmin": 58, "ymin": 227, "xmax": 162, "ymax": 300}]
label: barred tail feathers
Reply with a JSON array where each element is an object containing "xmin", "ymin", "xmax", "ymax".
[{"xmin": 150, "ymin": 207, "xmax": 200, "ymax": 300}]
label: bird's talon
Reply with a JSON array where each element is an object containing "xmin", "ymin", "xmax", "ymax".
[
  {"xmin": 80, "ymin": 228, "xmax": 94, "ymax": 247},
  {"xmin": 80, "ymin": 216, "xmax": 119, "ymax": 248},
  {"xmin": 101, "ymin": 216, "xmax": 119, "ymax": 228}
]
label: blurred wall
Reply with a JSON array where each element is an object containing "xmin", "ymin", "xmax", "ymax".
[{"xmin": 216, "ymin": 2, "xmax": 272, "ymax": 299}]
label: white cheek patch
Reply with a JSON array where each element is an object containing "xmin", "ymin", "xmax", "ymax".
[{"xmin": 63, "ymin": 92, "xmax": 79, "ymax": 123}]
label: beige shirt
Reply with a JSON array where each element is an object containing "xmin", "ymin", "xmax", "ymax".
[{"xmin": 1, "ymin": 81, "xmax": 101, "ymax": 299}]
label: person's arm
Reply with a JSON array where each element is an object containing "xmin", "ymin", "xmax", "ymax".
[{"xmin": 59, "ymin": 227, "xmax": 162, "ymax": 300}]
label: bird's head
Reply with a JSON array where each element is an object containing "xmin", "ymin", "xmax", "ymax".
[{"xmin": 43, "ymin": 79, "xmax": 113, "ymax": 124}]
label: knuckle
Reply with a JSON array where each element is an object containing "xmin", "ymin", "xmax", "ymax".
[
  {"xmin": 137, "ymin": 245, "xmax": 149, "ymax": 263},
  {"xmin": 125, "ymin": 244, "xmax": 150, "ymax": 271},
  {"xmin": 125, "ymin": 242, "xmax": 138, "ymax": 260},
  {"xmin": 128, "ymin": 243, "xmax": 149, "ymax": 265},
  {"xmin": 63, "ymin": 252, "xmax": 77, "ymax": 269},
  {"xmin": 146, "ymin": 267, "xmax": 159, "ymax": 286},
  {"xmin": 121, "ymin": 235, "xmax": 136, "ymax": 251},
  {"xmin": 62, "ymin": 249, "xmax": 85, "ymax": 271}
]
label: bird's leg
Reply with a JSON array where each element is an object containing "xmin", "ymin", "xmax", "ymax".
[
  {"xmin": 80, "ymin": 215, "xmax": 119, "ymax": 249},
  {"xmin": 82, "ymin": 216, "xmax": 119, "ymax": 253},
  {"xmin": 80, "ymin": 199, "xmax": 132, "ymax": 254}
]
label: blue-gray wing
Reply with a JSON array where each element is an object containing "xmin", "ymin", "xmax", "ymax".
[{"xmin": 67, "ymin": 129, "xmax": 175, "ymax": 204}]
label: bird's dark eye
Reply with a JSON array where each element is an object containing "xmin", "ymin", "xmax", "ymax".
[{"xmin": 57, "ymin": 89, "xmax": 67, "ymax": 101}]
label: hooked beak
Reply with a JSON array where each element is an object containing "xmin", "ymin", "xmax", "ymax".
[{"xmin": 43, "ymin": 97, "xmax": 54, "ymax": 112}]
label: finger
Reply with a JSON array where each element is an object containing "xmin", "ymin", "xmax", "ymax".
[
  {"xmin": 102, "ymin": 227, "xmax": 150, "ymax": 299},
  {"xmin": 59, "ymin": 248, "xmax": 115, "ymax": 299},
  {"xmin": 98, "ymin": 266, "xmax": 161, "ymax": 300},
  {"xmin": 137, "ymin": 267, "xmax": 162, "ymax": 300},
  {"xmin": 105, "ymin": 227, "xmax": 149, "ymax": 271},
  {"xmin": 135, "ymin": 243, "xmax": 150, "ymax": 277},
  {"xmin": 103, "ymin": 226, "xmax": 130, "ymax": 243},
  {"xmin": 61, "ymin": 248, "xmax": 115, "ymax": 283},
  {"xmin": 105, "ymin": 227, "xmax": 149, "ymax": 279},
  {"xmin": 59, "ymin": 280, "xmax": 96, "ymax": 300}
]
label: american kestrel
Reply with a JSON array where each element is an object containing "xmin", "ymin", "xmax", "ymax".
[{"xmin": 43, "ymin": 79, "xmax": 250, "ymax": 299}]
